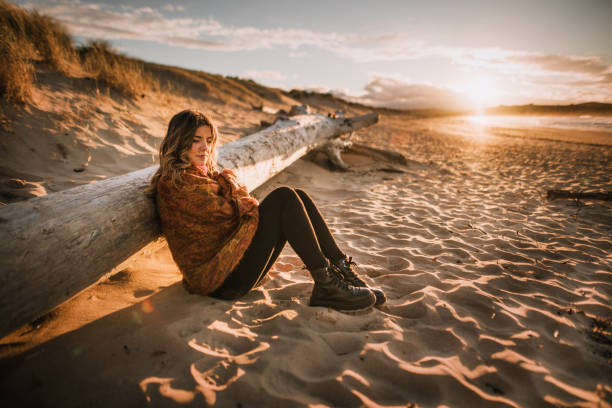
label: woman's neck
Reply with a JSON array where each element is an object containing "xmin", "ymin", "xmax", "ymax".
[{"xmin": 194, "ymin": 163, "xmax": 211, "ymax": 177}]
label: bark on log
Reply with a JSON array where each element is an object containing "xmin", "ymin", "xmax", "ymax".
[
  {"xmin": 546, "ymin": 190, "xmax": 612, "ymax": 201},
  {"xmin": 0, "ymin": 111, "xmax": 378, "ymax": 338}
]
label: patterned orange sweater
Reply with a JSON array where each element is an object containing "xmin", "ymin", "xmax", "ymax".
[{"xmin": 156, "ymin": 165, "xmax": 259, "ymax": 295}]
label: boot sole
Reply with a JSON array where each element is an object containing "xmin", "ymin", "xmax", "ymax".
[
  {"xmin": 374, "ymin": 292, "xmax": 387, "ymax": 306},
  {"xmin": 337, "ymin": 305, "xmax": 375, "ymax": 315},
  {"xmin": 309, "ymin": 296, "xmax": 376, "ymax": 313},
  {"xmin": 309, "ymin": 302, "xmax": 375, "ymax": 314}
]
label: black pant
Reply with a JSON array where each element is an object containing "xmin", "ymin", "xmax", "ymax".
[{"xmin": 210, "ymin": 187, "xmax": 345, "ymax": 299}]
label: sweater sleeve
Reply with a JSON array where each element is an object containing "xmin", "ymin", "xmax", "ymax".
[{"xmin": 217, "ymin": 169, "xmax": 259, "ymax": 218}]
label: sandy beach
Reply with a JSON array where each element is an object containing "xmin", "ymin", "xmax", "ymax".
[
  {"xmin": 1, "ymin": 108, "xmax": 611, "ymax": 407},
  {"xmin": 2, "ymin": 1, "xmax": 611, "ymax": 406}
]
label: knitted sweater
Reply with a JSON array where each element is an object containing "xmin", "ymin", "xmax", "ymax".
[{"xmin": 156, "ymin": 165, "xmax": 259, "ymax": 295}]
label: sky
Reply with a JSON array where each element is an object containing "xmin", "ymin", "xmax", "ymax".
[{"xmin": 15, "ymin": 0, "xmax": 612, "ymax": 109}]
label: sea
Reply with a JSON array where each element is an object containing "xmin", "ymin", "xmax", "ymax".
[{"xmin": 469, "ymin": 114, "xmax": 612, "ymax": 132}]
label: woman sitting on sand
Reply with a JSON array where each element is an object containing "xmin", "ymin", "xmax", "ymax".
[{"xmin": 148, "ymin": 109, "xmax": 385, "ymax": 312}]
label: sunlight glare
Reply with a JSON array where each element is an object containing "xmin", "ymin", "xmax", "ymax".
[
  {"xmin": 467, "ymin": 114, "xmax": 491, "ymax": 125},
  {"xmin": 465, "ymin": 77, "xmax": 498, "ymax": 112}
]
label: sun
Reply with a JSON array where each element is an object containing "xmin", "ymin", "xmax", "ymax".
[{"xmin": 465, "ymin": 77, "xmax": 498, "ymax": 113}]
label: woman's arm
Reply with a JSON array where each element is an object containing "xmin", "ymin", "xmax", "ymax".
[
  {"xmin": 217, "ymin": 169, "xmax": 259, "ymax": 217},
  {"xmin": 175, "ymin": 171, "xmax": 238, "ymax": 223}
]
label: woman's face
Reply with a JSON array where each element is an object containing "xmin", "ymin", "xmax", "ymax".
[{"xmin": 187, "ymin": 126, "xmax": 214, "ymax": 166}]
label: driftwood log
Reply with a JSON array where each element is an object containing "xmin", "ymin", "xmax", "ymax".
[
  {"xmin": 315, "ymin": 138, "xmax": 353, "ymax": 170},
  {"xmin": 546, "ymin": 190, "xmax": 612, "ymax": 201},
  {"xmin": 313, "ymin": 113, "xmax": 407, "ymax": 172},
  {"xmin": 0, "ymin": 111, "xmax": 378, "ymax": 338},
  {"xmin": 349, "ymin": 143, "xmax": 408, "ymax": 166},
  {"xmin": 314, "ymin": 137, "xmax": 408, "ymax": 172}
]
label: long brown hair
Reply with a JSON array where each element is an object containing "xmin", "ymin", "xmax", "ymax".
[{"xmin": 147, "ymin": 109, "xmax": 218, "ymax": 197}]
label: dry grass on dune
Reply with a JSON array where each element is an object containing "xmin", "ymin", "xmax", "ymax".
[
  {"xmin": 0, "ymin": 1, "xmax": 157, "ymax": 103},
  {"xmin": 0, "ymin": 1, "xmax": 291, "ymax": 109},
  {"xmin": 0, "ymin": 29, "xmax": 33, "ymax": 103},
  {"xmin": 146, "ymin": 63, "xmax": 288, "ymax": 109},
  {"xmin": 0, "ymin": 0, "xmax": 76, "ymax": 102},
  {"xmin": 77, "ymin": 40, "xmax": 158, "ymax": 99}
]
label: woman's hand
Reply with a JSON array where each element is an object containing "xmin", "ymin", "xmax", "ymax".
[
  {"xmin": 217, "ymin": 169, "xmax": 243, "ymax": 194},
  {"xmin": 237, "ymin": 195, "xmax": 259, "ymax": 216},
  {"xmin": 216, "ymin": 169, "xmax": 258, "ymax": 216}
]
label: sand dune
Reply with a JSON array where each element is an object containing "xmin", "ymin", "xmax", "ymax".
[{"xmin": 1, "ymin": 111, "xmax": 610, "ymax": 407}]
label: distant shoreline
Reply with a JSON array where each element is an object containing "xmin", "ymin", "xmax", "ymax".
[
  {"xmin": 368, "ymin": 102, "xmax": 612, "ymax": 119},
  {"xmin": 484, "ymin": 102, "xmax": 612, "ymax": 116}
]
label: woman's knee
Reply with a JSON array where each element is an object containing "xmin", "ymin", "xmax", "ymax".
[
  {"xmin": 260, "ymin": 186, "xmax": 298, "ymax": 211},
  {"xmin": 266, "ymin": 186, "xmax": 298, "ymax": 203},
  {"xmin": 270, "ymin": 186, "xmax": 310, "ymax": 197},
  {"xmin": 294, "ymin": 188, "xmax": 310, "ymax": 201},
  {"xmin": 272, "ymin": 186, "xmax": 296, "ymax": 195}
]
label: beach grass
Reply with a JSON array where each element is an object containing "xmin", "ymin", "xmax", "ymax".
[{"xmin": 0, "ymin": 1, "xmax": 157, "ymax": 103}]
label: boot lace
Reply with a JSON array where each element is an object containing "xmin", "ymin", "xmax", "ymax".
[
  {"xmin": 303, "ymin": 264, "xmax": 353, "ymax": 291},
  {"xmin": 336, "ymin": 257, "xmax": 366, "ymax": 286},
  {"xmin": 328, "ymin": 266, "xmax": 353, "ymax": 291}
]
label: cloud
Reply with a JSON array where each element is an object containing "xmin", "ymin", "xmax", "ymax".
[
  {"xmin": 242, "ymin": 70, "xmax": 288, "ymax": 81},
  {"xmin": 162, "ymin": 4, "xmax": 185, "ymax": 12},
  {"xmin": 22, "ymin": 1, "xmax": 346, "ymax": 51},
  {"xmin": 22, "ymin": 1, "xmax": 612, "ymax": 78},
  {"xmin": 452, "ymin": 49, "xmax": 612, "ymax": 103},
  {"xmin": 288, "ymin": 51, "xmax": 308, "ymax": 58},
  {"xmin": 19, "ymin": 1, "xmax": 436, "ymax": 59},
  {"xmin": 340, "ymin": 75, "xmax": 466, "ymax": 110},
  {"xmin": 511, "ymin": 54, "xmax": 608, "ymax": 75},
  {"xmin": 21, "ymin": 2, "xmax": 229, "ymax": 48},
  {"xmin": 455, "ymin": 49, "xmax": 611, "ymax": 80}
]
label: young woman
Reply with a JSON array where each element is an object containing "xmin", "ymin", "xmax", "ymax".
[{"xmin": 148, "ymin": 109, "xmax": 386, "ymax": 312}]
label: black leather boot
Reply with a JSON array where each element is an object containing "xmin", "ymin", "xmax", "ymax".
[
  {"xmin": 308, "ymin": 262, "xmax": 376, "ymax": 312},
  {"xmin": 332, "ymin": 257, "xmax": 387, "ymax": 306}
]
